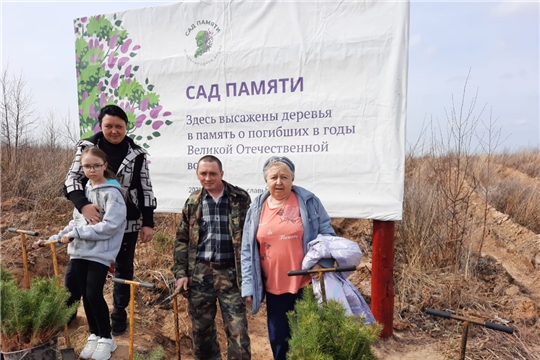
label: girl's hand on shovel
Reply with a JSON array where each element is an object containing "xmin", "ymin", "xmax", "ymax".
[
  {"xmin": 61, "ymin": 234, "xmax": 71, "ymax": 244},
  {"xmin": 32, "ymin": 238, "xmax": 47, "ymax": 250}
]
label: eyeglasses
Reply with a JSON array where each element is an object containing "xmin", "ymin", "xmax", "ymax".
[{"xmin": 82, "ymin": 164, "xmax": 105, "ymax": 171}]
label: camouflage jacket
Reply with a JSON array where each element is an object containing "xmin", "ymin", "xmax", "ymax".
[{"xmin": 172, "ymin": 181, "xmax": 251, "ymax": 288}]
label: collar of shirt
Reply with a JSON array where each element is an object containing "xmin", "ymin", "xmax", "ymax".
[{"xmin": 203, "ymin": 186, "xmax": 227, "ymax": 204}]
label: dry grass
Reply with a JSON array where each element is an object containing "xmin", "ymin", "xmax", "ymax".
[
  {"xmin": 392, "ymin": 150, "xmax": 540, "ymax": 359},
  {"xmin": 1, "ymin": 145, "xmax": 75, "ymax": 201},
  {"xmin": 496, "ymin": 149, "xmax": 540, "ymax": 178},
  {"xmin": 397, "ymin": 155, "xmax": 479, "ymax": 272},
  {"xmin": 488, "ymin": 179, "xmax": 540, "ymax": 234},
  {"xmin": 469, "ymin": 151, "xmax": 540, "ymax": 233},
  {"xmin": 135, "ymin": 213, "xmax": 179, "ymax": 297}
]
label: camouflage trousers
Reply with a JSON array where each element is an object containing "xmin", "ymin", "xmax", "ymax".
[{"xmin": 188, "ymin": 261, "xmax": 251, "ymax": 360}]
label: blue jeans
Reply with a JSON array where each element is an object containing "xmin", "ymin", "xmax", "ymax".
[{"xmin": 266, "ymin": 291, "xmax": 304, "ymax": 360}]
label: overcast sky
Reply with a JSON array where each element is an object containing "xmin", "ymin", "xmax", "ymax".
[{"xmin": 1, "ymin": 0, "xmax": 538, "ymax": 151}]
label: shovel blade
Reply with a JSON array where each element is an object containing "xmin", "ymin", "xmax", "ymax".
[{"xmin": 60, "ymin": 347, "xmax": 76, "ymax": 360}]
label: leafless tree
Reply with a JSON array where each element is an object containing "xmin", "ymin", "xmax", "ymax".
[
  {"xmin": 42, "ymin": 109, "xmax": 63, "ymax": 149},
  {"xmin": 1, "ymin": 65, "xmax": 37, "ymax": 167},
  {"xmin": 61, "ymin": 109, "xmax": 81, "ymax": 147},
  {"xmin": 1, "ymin": 66, "xmax": 12, "ymax": 163},
  {"xmin": 40, "ymin": 108, "xmax": 79, "ymax": 162},
  {"xmin": 475, "ymin": 110, "xmax": 506, "ymax": 258},
  {"xmin": 427, "ymin": 69, "xmax": 487, "ymax": 271}
]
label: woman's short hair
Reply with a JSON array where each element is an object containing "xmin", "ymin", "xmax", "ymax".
[
  {"xmin": 263, "ymin": 156, "xmax": 295, "ymax": 180},
  {"xmin": 98, "ymin": 105, "xmax": 129, "ymax": 126}
]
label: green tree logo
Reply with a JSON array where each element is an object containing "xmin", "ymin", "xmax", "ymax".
[
  {"xmin": 74, "ymin": 14, "xmax": 172, "ymax": 149},
  {"xmin": 194, "ymin": 30, "xmax": 214, "ymax": 58}
]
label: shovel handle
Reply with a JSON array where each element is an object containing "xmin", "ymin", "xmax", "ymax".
[
  {"xmin": 38, "ymin": 238, "xmax": 73, "ymax": 247},
  {"xmin": 333, "ymin": 265, "xmax": 358, "ymax": 272},
  {"xmin": 8, "ymin": 228, "xmax": 39, "ymax": 236},
  {"xmin": 111, "ymin": 277, "xmax": 155, "ymax": 289},
  {"xmin": 288, "ymin": 265, "xmax": 358, "ymax": 276},
  {"xmin": 426, "ymin": 308, "xmax": 514, "ymax": 334},
  {"xmin": 162, "ymin": 288, "xmax": 187, "ymax": 303},
  {"xmin": 39, "ymin": 240, "xmax": 59, "ymax": 247},
  {"xmin": 486, "ymin": 322, "xmax": 514, "ymax": 334},
  {"xmin": 425, "ymin": 308, "xmax": 452, "ymax": 319}
]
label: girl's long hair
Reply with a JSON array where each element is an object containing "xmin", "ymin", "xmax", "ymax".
[
  {"xmin": 81, "ymin": 147, "xmax": 129, "ymax": 202},
  {"xmin": 80, "ymin": 147, "xmax": 118, "ymax": 181}
]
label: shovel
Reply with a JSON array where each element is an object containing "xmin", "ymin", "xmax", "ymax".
[
  {"xmin": 426, "ymin": 308, "xmax": 513, "ymax": 360},
  {"xmin": 288, "ymin": 265, "xmax": 358, "ymax": 304},
  {"xmin": 39, "ymin": 239, "xmax": 76, "ymax": 360},
  {"xmin": 8, "ymin": 227, "xmax": 39, "ymax": 289},
  {"xmin": 162, "ymin": 288, "xmax": 186, "ymax": 360},
  {"xmin": 111, "ymin": 277, "xmax": 155, "ymax": 360}
]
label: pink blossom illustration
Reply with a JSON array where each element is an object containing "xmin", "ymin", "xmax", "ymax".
[{"xmin": 74, "ymin": 13, "xmax": 173, "ymax": 148}]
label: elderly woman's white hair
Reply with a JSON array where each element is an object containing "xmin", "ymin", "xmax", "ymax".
[{"xmin": 262, "ymin": 156, "xmax": 295, "ymax": 180}]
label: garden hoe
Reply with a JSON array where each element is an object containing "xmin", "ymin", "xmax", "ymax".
[
  {"xmin": 162, "ymin": 288, "xmax": 186, "ymax": 360},
  {"xmin": 288, "ymin": 265, "xmax": 358, "ymax": 304},
  {"xmin": 426, "ymin": 308, "xmax": 514, "ymax": 360},
  {"xmin": 8, "ymin": 227, "xmax": 39, "ymax": 289},
  {"xmin": 39, "ymin": 239, "xmax": 76, "ymax": 360},
  {"xmin": 111, "ymin": 277, "xmax": 155, "ymax": 360}
]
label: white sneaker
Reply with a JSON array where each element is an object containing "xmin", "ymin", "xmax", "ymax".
[
  {"xmin": 91, "ymin": 337, "xmax": 117, "ymax": 360},
  {"xmin": 79, "ymin": 334, "xmax": 100, "ymax": 359}
]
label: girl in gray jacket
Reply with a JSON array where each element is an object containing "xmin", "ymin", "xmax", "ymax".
[{"xmin": 43, "ymin": 147, "xmax": 126, "ymax": 360}]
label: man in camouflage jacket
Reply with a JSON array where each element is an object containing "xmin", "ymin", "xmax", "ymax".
[{"xmin": 172, "ymin": 155, "xmax": 251, "ymax": 360}]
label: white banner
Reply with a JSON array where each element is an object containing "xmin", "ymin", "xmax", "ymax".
[{"xmin": 74, "ymin": 1, "xmax": 409, "ymax": 220}]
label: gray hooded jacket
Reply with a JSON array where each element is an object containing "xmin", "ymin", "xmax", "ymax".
[{"xmin": 50, "ymin": 179, "xmax": 127, "ymax": 267}]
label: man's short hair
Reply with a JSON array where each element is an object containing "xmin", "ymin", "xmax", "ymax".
[{"xmin": 197, "ymin": 155, "xmax": 223, "ymax": 172}]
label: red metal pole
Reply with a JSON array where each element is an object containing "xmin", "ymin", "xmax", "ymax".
[{"xmin": 371, "ymin": 220, "xmax": 395, "ymax": 338}]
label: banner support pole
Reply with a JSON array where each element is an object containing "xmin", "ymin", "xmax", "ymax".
[{"xmin": 371, "ymin": 220, "xmax": 395, "ymax": 338}]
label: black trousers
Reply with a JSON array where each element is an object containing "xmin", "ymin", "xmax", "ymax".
[
  {"xmin": 266, "ymin": 291, "xmax": 304, "ymax": 360},
  {"xmin": 70, "ymin": 259, "xmax": 111, "ymax": 338},
  {"xmin": 65, "ymin": 231, "xmax": 139, "ymax": 317}
]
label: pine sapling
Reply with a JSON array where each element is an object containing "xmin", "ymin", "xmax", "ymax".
[{"xmin": 287, "ymin": 286, "xmax": 381, "ymax": 360}]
